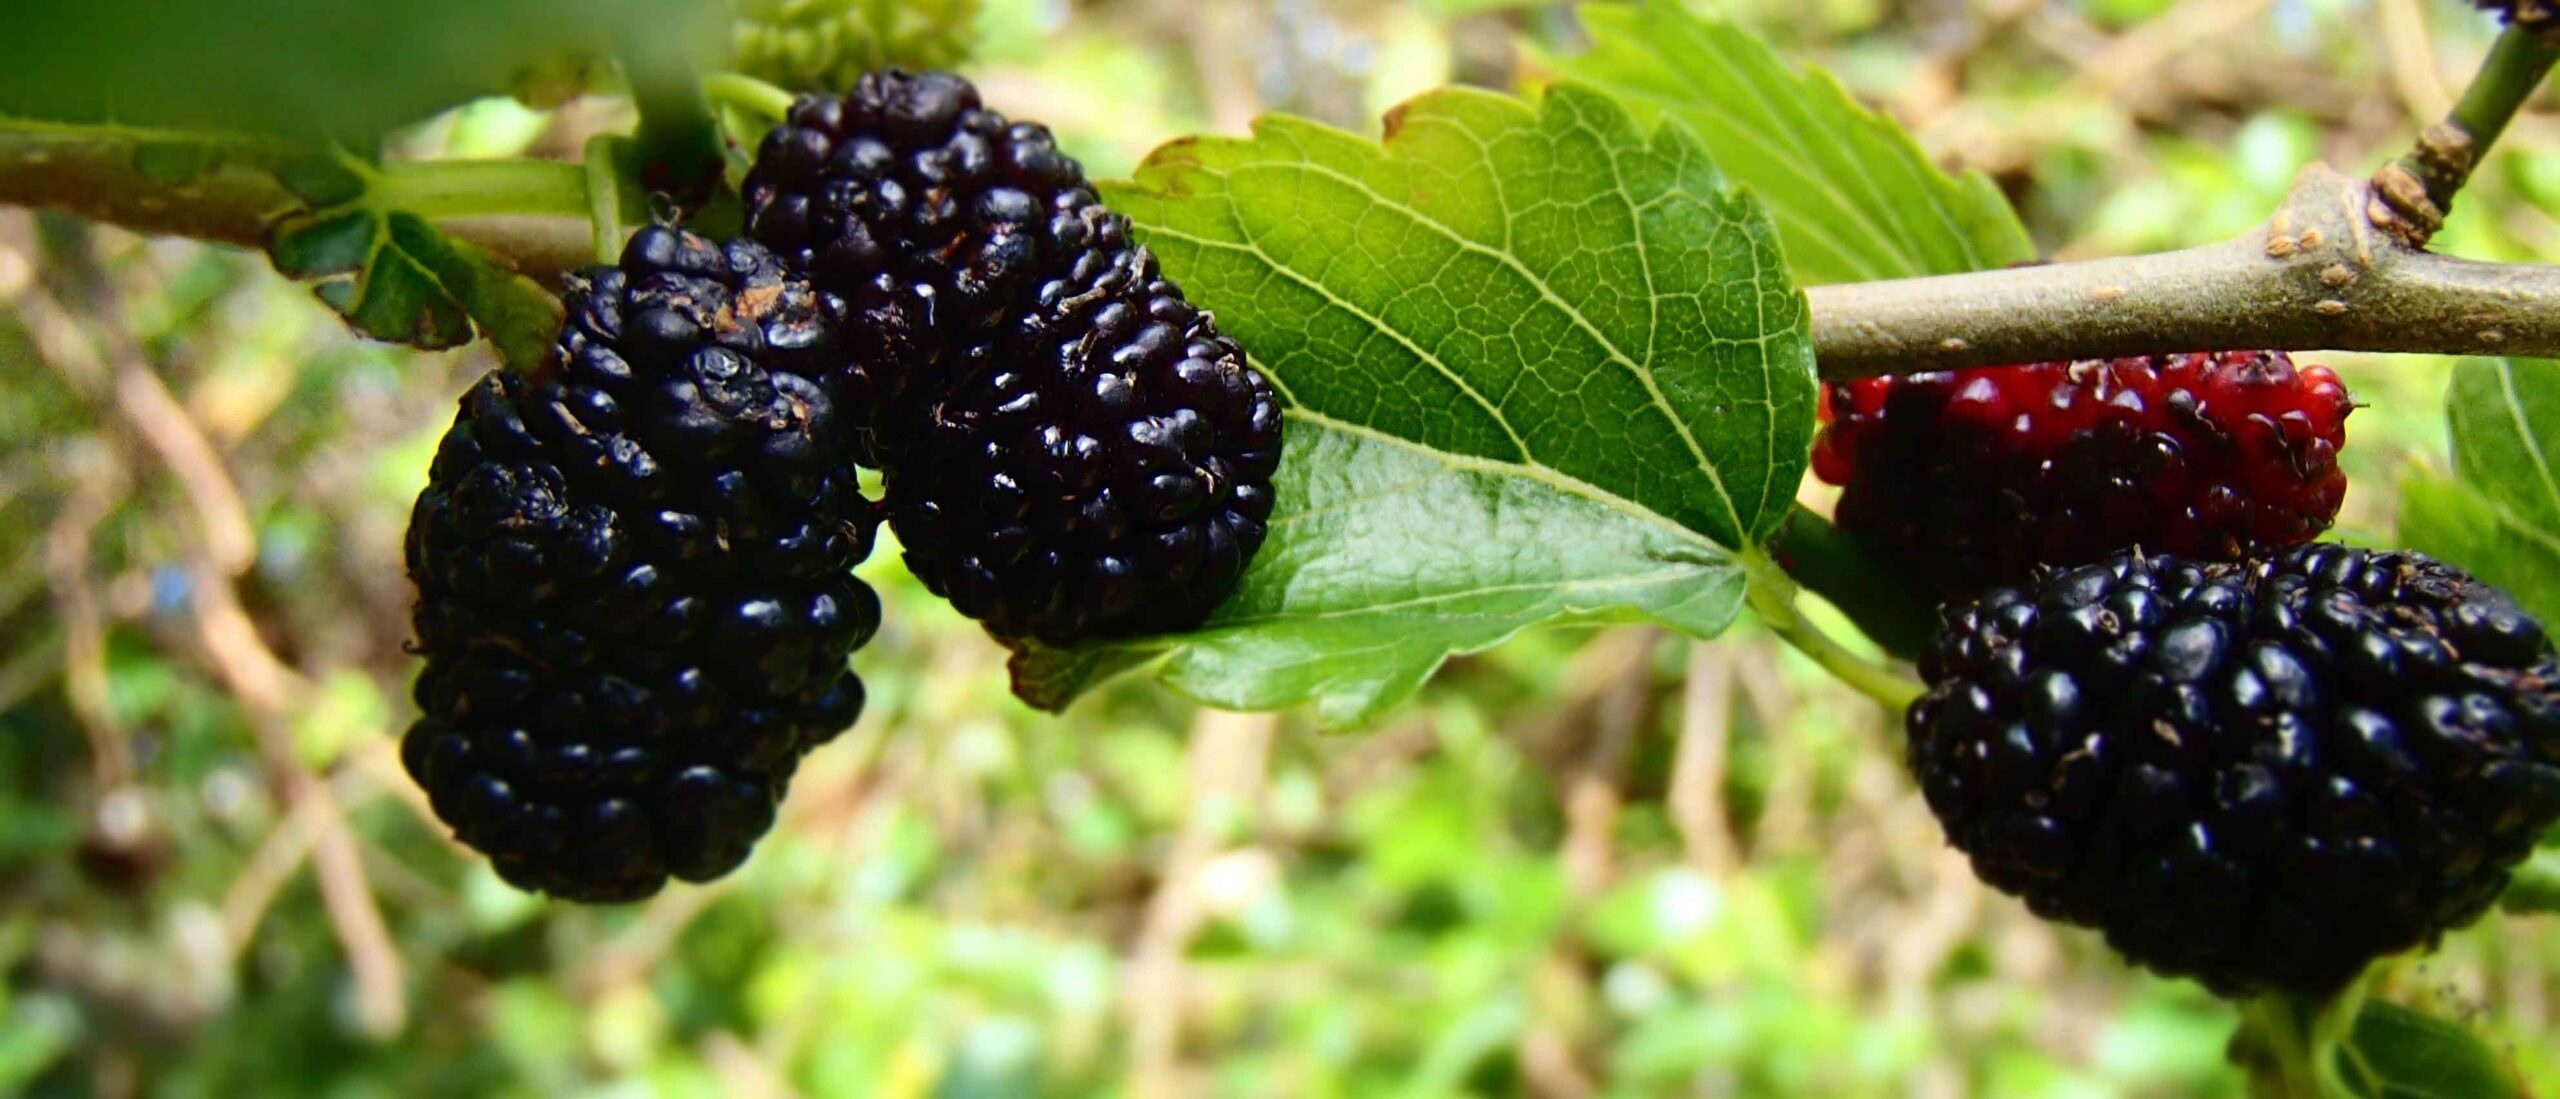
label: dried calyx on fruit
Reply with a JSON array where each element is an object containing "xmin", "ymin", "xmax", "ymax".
[
  {"xmin": 1814, "ymin": 352, "xmax": 2351, "ymax": 601},
  {"xmin": 402, "ymin": 227, "xmax": 882, "ymax": 902},
  {"xmin": 742, "ymin": 68, "xmax": 1281, "ymax": 645},
  {"xmin": 2476, "ymin": 0, "xmax": 2560, "ymax": 36},
  {"xmin": 1908, "ymin": 545, "xmax": 2560, "ymax": 995}
]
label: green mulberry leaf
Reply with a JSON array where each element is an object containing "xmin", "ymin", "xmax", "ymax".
[
  {"xmin": 2334, "ymin": 1002, "xmax": 2529, "ymax": 1099},
  {"xmin": 2402, "ymin": 359, "xmax": 2560, "ymax": 624},
  {"xmin": 1545, "ymin": 0, "xmax": 2033, "ymax": 284},
  {"xmin": 2236, "ymin": 996, "xmax": 2528, "ymax": 1099},
  {"xmin": 1012, "ymin": 84, "xmax": 1815, "ymax": 725}
]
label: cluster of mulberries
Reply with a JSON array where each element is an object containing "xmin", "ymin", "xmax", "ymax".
[
  {"xmin": 1814, "ymin": 352, "xmax": 2351, "ymax": 600},
  {"xmin": 1908, "ymin": 546, "xmax": 2560, "ymax": 994},
  {"xmin": 404, "ymin": 71, "xmax": 1279, "ymax": 900}
]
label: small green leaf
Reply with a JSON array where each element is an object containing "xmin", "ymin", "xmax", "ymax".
[
  {"xmin": 2403, "ymin": 359, "xmax": 2560, "ymax": 623},
  {"xmin": 1020, "ymin": 84, "xmax": 1812, "ymax": 723},
  {"xmin": 1545, "ymin": 0, "xmax": 2034, "ymax": 284},
  {"xmin": 2333, "ymin": 1001, "xmax": 2528, "ymax": 1099},
  {"xmin": 267, "ymin": 157, "xmax": 564, "ymax": 366},
  {"xmin": 2238, "ymin": 993, "xmax": 2529, "ymax": 1099}
]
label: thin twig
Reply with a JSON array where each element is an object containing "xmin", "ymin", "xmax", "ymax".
[
  {"xmin": 1560, "ymin": 630, "xmax": 1655, "ymax": 896},
  {"xmin": 700, "ymin": 1031, "xmax": 805, "ymax": 1099},
  {"xmin": 1737, "ymin": 643, "xmax": 1814, "ymax": 859},
  {"xmin": 2378, "ymin": 0, "xmax": 2456, "ymax": 125},
  {"xmin": 1128, "ymin": 708, "xmax": 1275, "ymax": 1099},
  {"xmin": 2062, "ymin": 0, "xmax": 2280, "ymax": 104},
  {"xmin": 221, "ymin": 792, "xmax": 328, "ymax": 954},
  {"xmin": 1669, "ymin": 643, "xmax": 1742, "ymax": 879},
  {"xmin": 575, "ymin": 882, "xmax": 732, "ymax": 998},
  {"xmin": 37, "ymin": 228, "xmax": 408, "ymax": 1038},
  {"xmin": 45, "ymin": 477, "xmax": 130, "ymax": 790},
  {"xmin": 0, "ymin": 129, "xmax": 594, "ymax": 284}
]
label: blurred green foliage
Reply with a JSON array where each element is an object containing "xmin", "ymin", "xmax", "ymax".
[{"xmin": 2, "ymin": 1, "xmax": 2558, "ymax": 1097}]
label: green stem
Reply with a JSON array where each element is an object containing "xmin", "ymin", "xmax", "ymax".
[
  {"xmin": 2446, "ymin": 27, "xmax": 2560, "ymax": 187},
  {"xmin": 582, "ymin": 134, "xmax": 627, "ymax": 265},
  {"xmin": 374, "ymin": 159, "xmax": 589, "ymax": 223},
  {"xmin": 1769, "ymin": 505, "xmax": 1939, "ymax": 659},
  {"xmin": 2370, "ymin": 25, "xmax": 2560, "ymax": 244},
  {"xmin": 1746, "ymin": 566, "xmax": 1926, "ymax": 712},
  {"xmin": 2241, "ymin": 984, "xmax": 2372, "ymax": 1099},
  {"xmin": 2244, "ymin": 998, "xmax": 2324, "ymax": 1099},
  {"xmin": 704, "ymin": 73, "xmax": 801, "ymax": 122},
  {"xmin": 616, "ymin": 29, "xmax": 725, "ymax": 202},
  {"xmin": 2309, "ymin": 979, "xmax": 2371, "ymax": 1099}
]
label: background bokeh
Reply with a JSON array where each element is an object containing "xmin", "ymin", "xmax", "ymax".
[{"xmin": 2, "ymin": 1, "xmax": 2555, "ymax": 1095}]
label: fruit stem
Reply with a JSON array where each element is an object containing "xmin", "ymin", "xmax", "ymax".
[
  {"xmin": 2241, "ymin": 998, "xmax": 2321, "ymax": 1098},
  {"xmin": 1744, "ymin": 566, "xmax": 1926, "ymax": 712},
  {"xmin": 704, "ymin": 73, "xmax": 801, "ymax": 122},
  {"xmin": 1768, "ymin": 505, "xmax": 1939, "ymax": 660},
  {"xmin": 2240, "ymin": 985, "xmax": 2370, "ymax": 1099},
  {"xmin": 616, "ymin": 27, "xmax": 726, "ymax": 207},
  {"xmin": 2369, "ymin": 24, "xmax": 2560, "ymax": 247}
]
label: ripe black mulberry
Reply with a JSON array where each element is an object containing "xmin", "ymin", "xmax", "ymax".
[
  {"xmin": 1908, "ymin": 545, "xmax": 2560, "ymax": 994},
  {"xmin": 402, "ymin": 226, "xmax": 882, "ymax": 902}
]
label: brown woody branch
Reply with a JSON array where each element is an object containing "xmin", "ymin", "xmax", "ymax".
[
  {"xmin": 1807, "ymin": 165, "xmax": 2560, "ymax": 378},
  {"xmin": 0, "ymin": 133, "xmax": 593, "ymax": 284},
  {"xmin": 13, "ymin": 132, "xmax": 2560, "ymax": 379}
]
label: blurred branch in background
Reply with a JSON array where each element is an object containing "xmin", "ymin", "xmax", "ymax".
[
  {"xmin": 1127, "ymin": 707, "xmax": 1274, "ymax": 1099},
  {"xmin": 1670, "ymin": 643, "xmax": 1741, "ymax": 879},
  {"xmin": 9, "ymin": 214, "xmax": 408, "ymax": 1040}
]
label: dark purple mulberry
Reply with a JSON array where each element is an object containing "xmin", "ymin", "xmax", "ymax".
[
  {"xmin": 740, "ymin": 68, "xmax": 1097, "ymax": 462},
  {"xmin": 884, "ymin": 213, "xmax": 1283, "ymax": 644},
  {"xmin": 401, "ymin": 226, "xmax": 882, "ymax": 902},
  {"xmin": 1908, "ymin": 544, "xmax": 2560, "ymax": 994}
]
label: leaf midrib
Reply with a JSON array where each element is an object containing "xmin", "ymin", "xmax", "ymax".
[{"xmin": 1283, "ymin": 408, "xmax": 1731, "ymax": 559}]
